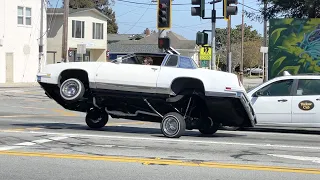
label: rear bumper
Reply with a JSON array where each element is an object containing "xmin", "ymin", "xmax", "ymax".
[{"xmin": 205, "ymin": 90, "xmax": 256, "ymax": 127}]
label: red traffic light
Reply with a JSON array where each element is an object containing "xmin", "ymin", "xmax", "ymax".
[
  {"xmin": 158, "ymin": 37, "xmax": 170, "ymax": 49},
  {"xmin": 159, "ymin": 3, "xmax": 167, "ymax": 9}
]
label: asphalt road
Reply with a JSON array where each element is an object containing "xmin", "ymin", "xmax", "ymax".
[{"xmin": 0, "ymin": 86, "xmax": 319, "ymax": 180}]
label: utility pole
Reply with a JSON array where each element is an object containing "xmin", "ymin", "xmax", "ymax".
[
  {"xmin": 38, "ymin": 0, "xmax": 44, "ymax": 72},
  {"xmin": 226, "ymin": 16, "xmax": 231, "ymax": 72},
  {"xmin": 239, "ymin": 0, "xmax": 244, "ymax": 83},
  {"xmin": 263, "ymin": 0, "xmax": 268, "ymax": 82},
  {"xmin": 211, "ymin": 2, "xmax": 216, "ymax": 70},
  {"xmin": 61, "ymin": 0, "xmax": 69, "ymax": 62}
]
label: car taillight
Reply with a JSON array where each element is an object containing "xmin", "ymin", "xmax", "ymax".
[{"xmin": 225, "ymin": 87, "xmax": 232, "ymax": 90}]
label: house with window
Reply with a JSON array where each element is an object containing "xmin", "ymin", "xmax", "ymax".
[
  {"xmin": 0, "ymin": 0, "xmax": 47, "ymax": 83},
  {"xmin": 107, "ymin": 30, "xmax": 200, "ymax": 64},
  {"xmin": 46, "ymin": 8, "xmax": 109, "ymax": 64}
]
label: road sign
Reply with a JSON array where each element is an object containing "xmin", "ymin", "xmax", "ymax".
[
  {"xmin": 200, "ymin": 60, "xmax": 210, "ymax": 68},
  {"xmin": 77, "ymin": 44, "xmax": 86, "ymax": 54},
  {"xmin": 200, "ymin": 46, "xmax": 211, "ymax": 60}
]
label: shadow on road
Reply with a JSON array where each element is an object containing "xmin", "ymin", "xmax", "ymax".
[{"xmin": 10, "ymin": 122, "xmax": 245, "ymax": 138}]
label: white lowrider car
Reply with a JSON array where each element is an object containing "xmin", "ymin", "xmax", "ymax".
[{"xmin": 37, "ymin": 52, "xmax": 256, "ymax": 138}]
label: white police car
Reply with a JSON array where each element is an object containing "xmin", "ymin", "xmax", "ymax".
[{"xmin": 247, "ymin": 71, "xmax": 320, "ymax": 128}]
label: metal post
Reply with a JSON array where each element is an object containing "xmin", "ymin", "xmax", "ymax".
[
  {"xmin": 38, "ymin": 0, "xmax": 44, "ymax": 72},
  {"xmin": 240, "ymin": 0, "xmax": 244, "ymax": 83},
  {"xmin": 263, "ymin": 0, "xmax": 267, "ymax": 82},
  {"xmin": 62, "ymin": 0, "xmax": 69, "ymax": 62},
  {"xmin": 228, "ymin": 52, "xmax": 232, "ymax": 72},
  {"xmin": 226, "ymin": 16, "xmax": 231, "ymax": 72},
  {"xmin": 211, "ymin": 6, "xmax": 216, "ymax": 70}
]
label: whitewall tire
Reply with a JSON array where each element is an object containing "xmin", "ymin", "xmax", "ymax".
[{"xmin": 60, "ymin": 78, "xmax": 85, "ymax": 101}]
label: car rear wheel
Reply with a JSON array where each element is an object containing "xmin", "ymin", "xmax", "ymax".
[
  {"xmin": 60, "ymin": 78, "xmax": 85, "ymax": 101},
  {"xmin": 86, "ymin": 108, "xmax": 109, "ymax": 129},
  {"xmin": 199, "ymin": 117, "xmax": 219, "ymax": 135},
  {"xmin": 160, "ymin": 112, "xmax": 186, "ymax": 138}
]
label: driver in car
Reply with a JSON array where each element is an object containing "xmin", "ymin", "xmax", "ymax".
[{"xmin": 142, "ymin": 56, "xmax": 153, "ymax": 65}]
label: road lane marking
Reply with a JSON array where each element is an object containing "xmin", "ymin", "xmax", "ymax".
[
  {"xmin": 0, "ymin": 151, "xmax": 319, "ymax": 174},
  {"xmin": 52, "ymin": 109, "xmax": 79, "ymax": 117},
  {"xmin": 107, "ymin": 122, "xmax": 151, "ymax": 126},
  {"xmin": 268, "ymin": 154, "xmax": 320, "ymax": 164},
  {"xmin": 0, "ymin": 115, "xmax": 56, "ymax": 118},
  {"xmin": 1, "ymin": 130, "xmax": 320, "ymax": 150},
  {"xmin": 1, "ymin": 127, "xmax": 43, "ymax": 132},
  {"xmin": 0, "ymin": 136, "xmax": 68, "ymax": 151}
]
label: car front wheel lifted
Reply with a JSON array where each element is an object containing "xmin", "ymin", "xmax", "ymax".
[
  {"xmin": 60, "ymin": 78, "xmax": 85, "ymax": 101},
  {"xmin": 86, "ymin": 108, "xmax": 109, "ymax": 129},
  {"xmin": 161, "ymin": 112, "xmax": 186, "ymax": 138}
]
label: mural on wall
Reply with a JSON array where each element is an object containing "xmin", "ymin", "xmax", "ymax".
[{"xmin": 268, "ymin": 18, "xmax": 320, "ymax": 79}]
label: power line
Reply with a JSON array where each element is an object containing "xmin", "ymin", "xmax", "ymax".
[
  {"xmin": 123, "ymin": 3, "xmax": 152, "ymax": 33},
  {"xmin": 238, "ymin": 2, "xmax": 261, "ymax": 12}
]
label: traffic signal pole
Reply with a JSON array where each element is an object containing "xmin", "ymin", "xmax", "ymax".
[{"xmin": 211, "ymin": 4, "xmax": 217, "ymax": 70}]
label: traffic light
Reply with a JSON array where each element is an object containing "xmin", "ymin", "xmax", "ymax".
[
  {"xmin": 157, "ymin": 0, "xmax": 172, "ymax": 29},
  {"xmin": 158, "ymin": 37, "xmax": 170, "ymax": 49},
  {"xmin": 223, "ymin": 0, "xmax": 238, "ymax": 20},
  {"xmin": 191, "ymin": 0, "xmax": 205, "ymax": 18},
  {"xmin": 196, "ymin": 31, "xmax": 208, "ymax": 46}
]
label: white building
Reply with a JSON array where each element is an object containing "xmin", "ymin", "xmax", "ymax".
[
  {"xmin": 47, "ymin": 8, "xmax": 109, "ymax": 64},
  {"xmin": 0, "ymin": 0, "xmax": 47, "ymax": 83}
]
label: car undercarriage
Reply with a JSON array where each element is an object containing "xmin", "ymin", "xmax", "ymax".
[{"xmin": 39, "ymin": 82, "xmax": 255, "ymax": 138}]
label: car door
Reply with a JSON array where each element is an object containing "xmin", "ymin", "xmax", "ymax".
[
  {"xmin": 95, "ymin": 55, "xmax": 161, "ymax": 93},
  {"xmin": 250, "ymin": 78, "xmax": 294, "ymax": 124},
  {"xmin": 291, "ymin": 78, "xmax": 320, "ymax": 126}
]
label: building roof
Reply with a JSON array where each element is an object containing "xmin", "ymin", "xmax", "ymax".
[
  {"xmin": 47, "ymin": 8, "xmax": 110, "ymax": 20},
  {"xmin": 108, "ymin": 34, "xmax": 146, "ymax": 42},
  {"xmin": 108, "ymin": 31, "xmax": 197, "ymax": 53}
]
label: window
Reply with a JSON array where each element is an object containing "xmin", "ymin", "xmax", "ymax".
[
  {"xmin": 93, "ymin": 22, "xmax": 103, "ymax": 39},
  {"xmin": 17, "ymin": 6, "xmax": 32, "ymax": 25},
  {"xmin": 26, "ymin": 8, "xmax": 32, "ymax": 25},
  {"xmin": 256, "ymin": 79, "xmax": 293, "ymax": 96},
  {"xmin": 165, "ymin": 55, "xmax": 178, "ymax": 66},
  {"xmin": 296, "ymin": 79, "xmax": 320, "ymax": 96},
  {"xmin": 72, "ymin": 20, "xmax": 85, "ymax": 38},
  {"xmin": 178, "ymin": 56, "xmax": 195, "ymax": 69}
]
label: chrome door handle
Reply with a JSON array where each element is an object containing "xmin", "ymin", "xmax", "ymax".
[
  {"xmin": 278, "ymin": 99, "xmax": 287, "ymax": 102},
  {"xmin": 151, "ymin": 68, "xmax": 158, "ymax": 71}
]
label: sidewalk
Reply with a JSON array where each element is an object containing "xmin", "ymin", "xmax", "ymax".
[{"xmin": 0, "ymin": 82, "xmax": 40, "ymax": 88}]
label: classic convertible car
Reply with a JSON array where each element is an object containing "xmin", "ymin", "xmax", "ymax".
[{"xmin": 37, "ymin": 52, "xmax": 256, "ymax": 138}]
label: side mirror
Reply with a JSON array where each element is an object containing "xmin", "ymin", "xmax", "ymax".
[{"xmin": 254, "ymin": 91, "xmax": 263, "ymax": 97}]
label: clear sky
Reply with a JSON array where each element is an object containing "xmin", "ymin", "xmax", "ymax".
[{"xmin": 48, "ymin": 0, "xmax": 263, "ymax": 40}]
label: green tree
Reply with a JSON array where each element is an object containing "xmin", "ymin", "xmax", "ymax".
[
  {"xmin": 244, "ymin": 40, "xmax": 262, "ymax": 68},
  {"xmin": 215, "ymin": 24, "xmax": 262, "ymax": 69},
  {"xmin": 66, "ymin": 0, "xmax": 118, "ymax": 33},
  {"xmin": 246, "ymin": 0, "xmax": 320, "ymax": 21},
  {"xmin": 216, "ymin": 23, "xmax": 261, "ymax": 45}
]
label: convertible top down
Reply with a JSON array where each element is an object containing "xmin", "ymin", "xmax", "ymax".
[{"xmin": 37, "ymin": 52, "xmax": 256, "ymax": 138}]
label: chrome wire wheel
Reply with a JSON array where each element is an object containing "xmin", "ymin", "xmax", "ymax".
[
  {"xmin": 161, "ymin": 112, "xmax": 186, "ymax": 138},
  {"xmin": 163, "ymin": 116, "xmax": 180, "ymax": 136},
  {"xmin": 62, "ymin": 80, "xmax": 79, "ymax": 98},
  {"xmin": 60, "ymin": 78, "xmax": 85, "ymax": 101}
]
